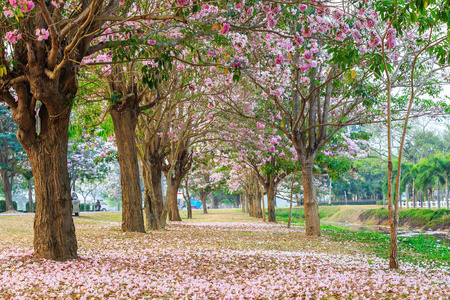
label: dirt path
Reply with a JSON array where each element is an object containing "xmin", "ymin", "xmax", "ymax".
[{"xmin": 0, "ymin": 210, "xmax": 448, "ymax": 299}]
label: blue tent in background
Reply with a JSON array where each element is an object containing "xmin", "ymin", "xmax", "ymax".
[
  {"xmin": 181, "ymin": 198, "xmax": 202, "ymax": 209},
  {"xmin": 190, "ymin": 200, "xmax": 202, "ymax": 209}
]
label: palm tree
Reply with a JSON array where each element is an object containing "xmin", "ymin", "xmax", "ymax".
[
  {"xmin": 400, "ymin": 163, "xmax": 414, "ymax": 208},
  {"xmin": 409, "ymin": 163, "xmax": 422, "ymax": 208},
  {"xmin": 415, "ymin": 161, "xmax": 437, "ymax": 208},
  {"xmin": 431, "ymin": 155, "xmax": 450, "ymax": 209}
]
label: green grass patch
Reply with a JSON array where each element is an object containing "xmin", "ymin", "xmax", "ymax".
[
  {"xmin": 274, "ymin": 208, "xmax": 450, "ymax": 266},
  {"xmin": 322, "ymin": 225, "xmax": 450, "ymax": 266},
  {"xmin": 360, "ymin": 208, "xmax": 389, "ymax": 220},
  {"xmin": 77, "ymin": 212, "xmax": 122, "ymax": 223},
  {"xmin": 274, "ymin": 207, "xmax": 340, "ymax": 224},
  {"xmin": 353, "ymin": 208, "xmax": 450, "ymax": 229}
]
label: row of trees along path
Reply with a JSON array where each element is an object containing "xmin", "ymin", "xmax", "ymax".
[{"xmin": 1, "ymin": 0, "xmax": 450, "ymax": 270}]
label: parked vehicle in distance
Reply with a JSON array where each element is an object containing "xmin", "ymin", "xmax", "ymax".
[
  {"xmin": 100, "ymin": 201, "xmax": 110, "ymax": 211},
  {"xmin": 71, "ymin": 192, "xmax": 80, "ymax": 216}
]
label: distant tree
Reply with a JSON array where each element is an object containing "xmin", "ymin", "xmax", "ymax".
[
  {"xmin": 430, "ymin": 155, "xmax": 450, "ymax": 209},
  {"xmin": 0, "ymin": 106, "xmax": 25, "ymax": 211}
]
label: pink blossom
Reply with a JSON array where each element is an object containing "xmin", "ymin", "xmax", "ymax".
[
  {"xmin": 35, "ymin": 28, "xmax": 49, "ymax": 41},
  {"xmin": 268, "ymin": 18, "xmax": 277, "ymax": 28},
  {"xmin": 301, "ymin": 26, "xmax": 313, "ymax": 37},
  {"xmin": 335, "ymin": 32, "xmax": 346, "ymax": 41},
  {"xmin": 275, "ymin": 55, "xmax": 284, "ymax": 64},
  {"xmin": 300, "ymin": 77, "xmax": 310, "ymax": 84},
  {"xmin": 256, "ymin": 122, "xmax": 265, "ymax": 129},
  {"xmin": 294, "ymin": 33, "xmax": 304, "ymax": 45},
  {"xmin": 300, "ymin": 63, "xmax": 310, "ymax": 72},
  {"xmin": 304, "ymin": 50, "xmax": 312, "ymax": 60},
  {"xmin": 332, "ymin": 9, "xmax": 343, "ymax": 20},
  {"xmin": 3, "ymin": 9, "xmax": 14, "ymax": 18},
  {"xmin": 299, "ymin": 4, "xmax": 307, "ymax": 11},
  {"xmin": 368, "ymin": 31, "xmax": 381, "ymax": 48},
  {"xmin": 51, "ymin": 0, "xmax": 62, "ymax": 8},
  {"xmin": 6, "ymin": 30, "xmax": 22, "ymax": 44},
  {"xmin": 234, "ymin": 0, "xmax": 244, "ymax": 9},
  {"xmin": 221, "ymin": 23, "xmax": 230, "ymax": 34},
  {"xmin": 147, "ymin": 40, "xmax": 156, "ymax": 45}
]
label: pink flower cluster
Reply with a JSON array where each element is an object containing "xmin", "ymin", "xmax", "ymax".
[
  {"xmin": 35, "ymin": 28, "xmax": 49, "ymax": 41},
  {"xmin": 221, "ymin": 23, "xmax": 230, "ymax": 35},
  {"xmin": 5, "ymin": 30, "xmax": 21, "ymax": 44},
  {"xmin": 0, "ymin": 220, "xmax": 448, "ymax": 299},
  {"xmin": 7, "ymin": 0, "xmax": 34, "ymax": 12}
]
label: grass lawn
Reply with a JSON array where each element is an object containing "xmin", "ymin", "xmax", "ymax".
[
  {"xmin": 0, "ymin": 209, "xmax": 448, "ymax": 299},
  {"xmin": 275, "ymin": 206, "xmax": 450, "ymax": 267}
]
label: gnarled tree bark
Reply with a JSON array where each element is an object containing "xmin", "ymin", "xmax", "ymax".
[{"xmin": 110, "ymin": 100, "xmax": 145, "ymax": 233}]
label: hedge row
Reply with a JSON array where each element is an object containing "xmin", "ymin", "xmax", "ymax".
[
  {"xmin": 318, "ymin": 200, "xmax": 378, "ymax": 206},
  {"xmin": 0, "ymin": 200, "xmax": 18, "ymax": 212}
]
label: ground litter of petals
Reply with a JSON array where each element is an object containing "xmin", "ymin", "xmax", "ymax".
[{"xmin": 0, "ymin": 210, "xmax": 449, "ymax": 299}]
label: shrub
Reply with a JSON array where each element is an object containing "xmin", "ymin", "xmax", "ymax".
[
  {"xmin": 0, "ymin": 200, "xmax": 18, "ymax": 212},
  {"xmin": 318, "ymin": 200, "xmax": 378, "ymax": 206},
  {"xmin": 25, "ymin": 202, "xmax": 36, "ymax": 212},
  {"xmin": 80, "ymin": 204, "xmax": 90, "ymax": 211}
]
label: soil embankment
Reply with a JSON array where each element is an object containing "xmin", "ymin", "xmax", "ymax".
[{"xmin": 277, "ymin": 205, "xmax": 450, "ymax": 231}]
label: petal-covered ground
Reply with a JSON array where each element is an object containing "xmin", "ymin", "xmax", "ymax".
[{"xmin": 0, "ymin": 210, "xmax": 449, "ymax": 299}]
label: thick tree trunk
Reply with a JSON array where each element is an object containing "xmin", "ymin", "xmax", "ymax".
[
  {"xmin": 389, "ymin": 220, "xmax": 399, "ymax": 268},
  {"xmin": 266, "ymin": 179, "xmax": 276, "ymax": 222},
  {"xmin": 446, "ymin": 176, "xmax": 449, "ymax": 209},
  {"xmin": 149, "ymin": 160, "xmax": 164, "ymax": 228},
  {"xmin": 406, "ymin": 185, "xmax": 409, "ymax": 209},
  {"xmin": 413, "ymin": 181, "xmax": 416, "ymax": 208},
  {"xmin": 210, "ymin": 193, "xmax": 216, "ymax": 209},
  {"xmin": 1, "ymin": 171, "xmax": 14, "ymax": 211},
  {"xmin": 241, "ymin": 194, "xmax": 246, "ymax": 213},
  {"xmin": 28, "ymin": 179, "xmax": 33, "ymax": 212},
  {"xmin": 254, "ymin": 183, "xmax": 262, "ymax": 218},
  {"xmin": 260, "ymin": 183, "xmax": 266, "ymax": 222},
  {"xmin": 246, "ymin": 192, "xmax": 254, "ymax": 217},
  {"xmin": 302, "ymin": 161, "xmax": 321, "ymax": 236},
  {"xmin": 142, "ymin": 165, "xmax": 155, "ymax": 230},
  {"xmin": 200, "ymin": 193, "xmax": 208, "ymax": 214},
  {"xmin": 187, "ymin": 200, "xmax": 192, "ymax": 219},
  {"xmin": 437, "ymin": 178, "xmax": 440, "ymax": 209},
  {"xmin": 143, "ymin": 186, "xmax": 152, "ymax": 230},
  {"xmin": 71, "ymin": 177, "xmax": 77, "ymax": 193},
  {"xmin": 234, "ymin": 194, "xmax": 240, "ymax": 209},
  {"xmin": 427, "ymin": 189, "xmax": 431, "ymax": 208},
  {"xmin": 165, "ymin": 149, "xmax": 191, "ymax": 221},
  {"xmin": 21, "ymin": 114, "xmax": 77, "ymax": 260},
  {"xmin": 168, "ymin": 177, "xmax": 182, "ymax": 221},
  {"xmin": 110, "ymin": 102, "xmax": 145, "ymax": 233}
]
